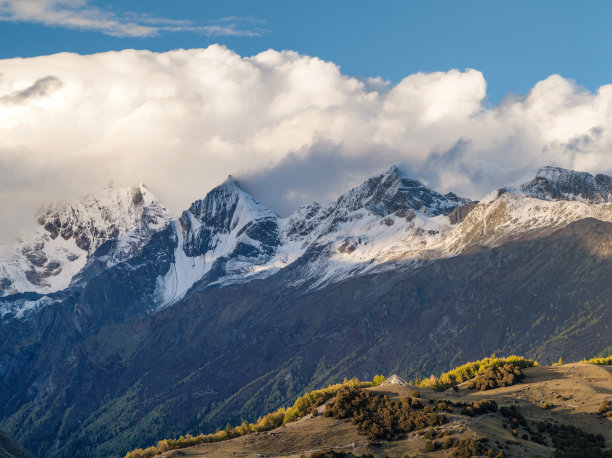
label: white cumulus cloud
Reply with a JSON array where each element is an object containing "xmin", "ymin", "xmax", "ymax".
[{"xmin": 0, "ymin": 45, "xmax": 610, "ymax": 242}]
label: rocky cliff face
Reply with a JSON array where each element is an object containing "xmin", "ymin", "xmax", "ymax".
[{"xmin": 36, "ymin": 184, "xmax": 165, "ymax": 253}]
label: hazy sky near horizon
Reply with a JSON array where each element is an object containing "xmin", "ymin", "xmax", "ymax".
[{"xmin": 0, "ymin": 0, "xmax": 611, "ymax": 242}]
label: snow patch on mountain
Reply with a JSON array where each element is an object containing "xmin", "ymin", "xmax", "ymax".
[
  {"xmin": 154, "ymin": 220, "xmax": 208, "ymax": 310},
  {"xmin": 0, "ymin": 295, "xmax": 59, "ymax": 320},
  {"xmin": 443, "ymin": 190, "xmax": 612, "ymax": 254},
  {"xmin": 0, "ymin": 235, "xmax": 87, "ymax": 297}
]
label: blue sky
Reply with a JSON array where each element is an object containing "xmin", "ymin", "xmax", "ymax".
[{"xmin": 1, "ymin": 0, "xmax": 610, "ymax": 104}]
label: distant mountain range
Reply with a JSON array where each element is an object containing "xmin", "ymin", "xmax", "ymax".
[
  {"xmin": 0, "ymin": 165, "xmax": 473, "ymax": 308},
  {"xmin": 1, "ymin": 165, "xmax": 611, "ymax": 457}
]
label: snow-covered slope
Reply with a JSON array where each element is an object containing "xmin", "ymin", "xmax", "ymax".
[
  {"xmin": 0, "ymin": 183, "xmax": 172, "ymax": 297},
  {"xmin": 153, "ymin": 166, "xmax": 471, "ymax": 297},
  {"xmin": 266, "ymin": 165, "xmax": 471, "ymax": 288},
  {"xmin": 443, "ymin": 191, "xmax": 612, "ymax": 255},
  {"xmin": 442, "ymin": 167, "xmax": 612, "ymax": 252},
  {"xmin": 2, "ymin": 164, "xmax": 611, "ymax": 321},
  {"xmin": 153, "ymin": 176, "xmax": 281, "ymax": 308}
]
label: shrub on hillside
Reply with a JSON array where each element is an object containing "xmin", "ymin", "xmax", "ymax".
[
  {"xmin": 451, "ymin": 437, "xmax": 490, "ymax": 457},
  {"xmin": 324, "ymin": 386, "xmax": 445, "ymax": 440},
  {"xmin": 465, "ymin": 364, "xmax": 523, "ymax": 391},
  {"xmin": 500, "ymin": 405, "xmax": 527, "ymax": 428},
  {"xmin": 598, "ymin": 399, "xmax": 611, "ymax": 417},
  {"xmin": 418, "ymin": 355, "xmax": 538, "ymax": 392},
  {"xmin": 460, "ymin": 399, "xmax": 498, "ymax": 417},
  {"xmin": 537, "ymin": 421, "xmax": 608, "ymax": 457}
]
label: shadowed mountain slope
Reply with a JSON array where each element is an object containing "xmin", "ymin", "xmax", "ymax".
[
  {"xmin": 0, "ymin": 429, "xmax": 34, "ymax": 458},
  {"xmin": 2, "ymin": 218, "xmax": 611, "ymax": 457}
]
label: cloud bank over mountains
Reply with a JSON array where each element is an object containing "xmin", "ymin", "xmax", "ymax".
[{"xmin": 0, "ymin": 45, "xmax": 611, "ymax": 242}]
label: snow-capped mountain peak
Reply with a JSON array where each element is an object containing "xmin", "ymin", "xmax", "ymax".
[
  {"xmin": 0, "ymin": 183, "xmax": 173, "ymax": 297},
  {"xmin": 4, "ymin": 164, "xmax": 612, "ymax": 321},
  {"xmin": 518, "ymin": 166, "xmax": 612, "ymax": 204},
  {"xmin": 37, "ymin": 182, "xmax": 171, "ymax": 253},
  {"xmin": 185, "ymin": 176, "xmax": 277, "ymax": 234},
  {"xmin": 155, "ymin": 177, "xmax": 281, "ymax": 308},
  {"xmin": 335, "ymin": 165, "xmax": 471, "ymax": 217},
  {"xmin": 177, "ymin": 176, "xmax": 279, "ymax": 258}
]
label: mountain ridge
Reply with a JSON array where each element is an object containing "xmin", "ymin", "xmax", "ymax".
[
  {"xmin": 2, "ymin": 164, "xmax": 473, "ymax": 314},
  {"xmin": 1, "ymin": 164, "xmax": 611, "ymax": 457},
  {"xmin": 519, "ymin": 165, "xmax": 612, "ymax": 203},
  {"xmin": 2, "ymin": 165, "xmax": 611, "ymax": 318}
]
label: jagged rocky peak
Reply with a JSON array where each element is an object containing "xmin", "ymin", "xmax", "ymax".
[
  {"xmin": 36, "ymin": 182, "xmax": 172, "ymax": 254},
  {"xmin": 336, "ymin": 165, "xmax": 471, "ymax": 217},
  {"xmin": 184, "ymin": 175, "xmax": 278, "ymax": 233},
  {"xmin": 179, "ymin": 175, "xmax": 281, "ymax": 259},
  {"xmin": 519, "ymin": 166, "xmax": 612, "ymax": 204}
]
